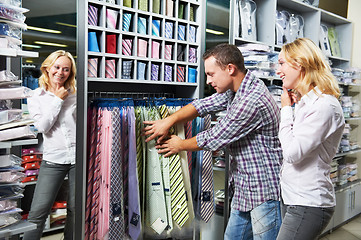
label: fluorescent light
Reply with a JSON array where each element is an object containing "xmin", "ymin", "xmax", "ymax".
[
  {"xmin": 27, "ymin": 26, "xmax": 62, "ymax": 34},
  {"xmin": 206, "ymin": 28, "xmax": 224, "ymax": 35},
  {"xmin": 25, "ymin": 59, "xmax": 34, "ymax": 63},
  {"xmin": 22, "ymin": 44, "xmax": 42, "ymax": 49},
  {"xmin": 34, "ymin": 41, "xmax": 68, "ymax": 48},
  {"xmin": 55, "ymin": 22, "xmax": 77, "ymax": 28}
]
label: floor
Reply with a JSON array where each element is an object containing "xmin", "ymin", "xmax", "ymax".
[{"xmin": 39, "ymin": 214, "xmax": 361, "ymax": 240}]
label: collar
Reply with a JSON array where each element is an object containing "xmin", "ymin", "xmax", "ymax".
[
  {"xmin": 299, "ymin": 86, "xmax": 322, "ymax": 106},
  {"xmin": 237, "ymin": 70, "xmax": 254, "ymax": 96}
]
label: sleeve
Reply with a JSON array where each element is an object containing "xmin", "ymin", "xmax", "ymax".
[
  {"xmin": 27, "ymin": 91, "xmax": 64, "ymax": 134},
  {"xmin": 191, "ymin": 91, "xmax": 230, "ymax": 117}
]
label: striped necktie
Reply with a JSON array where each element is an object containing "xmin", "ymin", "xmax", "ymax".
[
  {"xmin": 123, "ymin": 13, "xmax": 132, "ymax": 32},
  {"xmin": 122, "ymin": 38, "xmax": 132, "ymax": 56},
  {"xmin": 200, "ymin": 115, "xmax": 215, "ymax": 223},
  {"xmin": 151, "ymin": 64, "xmax": 160, "ymax": 81},
  {"xmin": 164, "ymin": 65, "xmax": 173, "ymax": 82},
  {"xmin": 88, "ymin": 58, "xmax": 98, "ymax": 78},
  {"xmin": 138, "ymin": 17, "xmax": 147, "ymax": 35},
  {"xmin": 165, "ymin": 22, "xmax": 173, "ymax": 39},
  {"xmin": 164, "ymin": 44, "xmax": 172, "ymax": 60},
  {"xmin": 177, "ymin": 66, "xmax": 185, "ymax": 82},
  {"xmin": 152, "ymin": 19, "xmax": 160, "ymax": 37},
  {"xmin": 105, "ymin": 59, "xmax": 116, "ymax": 79},
  {"xmin": 178, "ymin": 25, "xmax": 186, "ymax": 41},
  {"xmin": 106, "ymin": 9, "xmax": 118, "ymax": 29},
  {"xmin": 88, "ymin": 5, "xmax": 98, "ymax": 26}
]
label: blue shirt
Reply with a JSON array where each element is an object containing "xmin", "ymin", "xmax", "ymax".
[{"xmin": 192, "ymin": 71, "xmax": 282, "ymax": 211}]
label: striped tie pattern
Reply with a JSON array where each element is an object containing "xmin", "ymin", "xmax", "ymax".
[
  {"xmin": 177, "ymin": 44, "xmax": 184, "ymax": 61},
  {"xmin": 158, "ymin": 105, "xmax": 189, "ymax": 227},
  {"xmin": 88, "ymin": 58, "xmax": 98, "ymax": 78},
  {"xmin": 137, "ymin": 62, "xmax": 147, "ymax": 80},
  {"xmin": 138, "ymin": 0, "xmax": 148, "ymax": 11},
  {"xmin": 106, "ymin": 9, "xmax": 118, "ymax": 29},
  {"xmin": 122, "ymin": 38, "xmax": 132, "ymax": 56},
  {"xmin": 164, "ymin": 44, "xmax": 172, "ymax": 60},
  {"xmin": 152, "ymin": 19, "xmax": 160, "ymax": 37},
  {"xmin": 165, "ymin": 22, "xmax": 173, "ymax": 39},
  {"xmin": 137, "ymin": 17, "xmax": 147, "ymax": 35},
  {"xmin": 177, "ymin": 66, "xmax": 185, "ymax": 82},
  {"xmin": 189, "ymin": 47, "xmax": 197, "ymax": 63},
  {"xmin": 200, "ymin": 115, "xmax": 215, "ymax": 223},
  {"xmin": 164, "ymin": 65, "xmax": 173, "ymax": 82},
  {"xmin": 189, "ymin": 26, "xmax": 196, "ymax": 43},
  {"xmin": 151, "ymin": 64, "xmax": 159, "ymax": 81},
  {"xmin": 123, "ymin": 13, "xmax": 132, "ymax": 32},
  {"xmin": 185, "ymin": 121, "xmax": 193, "ymax": 180},
  {"xmin": 88, "ymin": 5, "xmax": 98, "ymax": 26},
  {"xmin": 105, "ymin": 59, "xmax": 116, "ymax": 79},
  {"xmin": 122, "ymin": 60, "xmax": 133, "ymax": 79},
  {"xmin": 109, "ymin": 107, "xmax": 125, "ymax": 239},
  {"xmin": 178, "ymin": 25, "xmax": 186, "ymax": 41}
]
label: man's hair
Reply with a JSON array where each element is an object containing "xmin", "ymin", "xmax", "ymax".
[{"xmin": 202, "ymin": 43, "xmax": 246, "ymax": 73}]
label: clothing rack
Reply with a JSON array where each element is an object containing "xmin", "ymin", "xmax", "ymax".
[{"xmin": 88, "ymin": 91, "xmax": 176, "ymax": 100}]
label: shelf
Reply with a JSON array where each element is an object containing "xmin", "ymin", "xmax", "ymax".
[
  {"xmin": 0, "ymin": 139, "xmax": 38, "ymax": 149},
  {"xmin": 335, "ymin": 179, "xmax": 361, "ymax": 193},
  {"xmin": 0, "ymin": 48, "xmax": 39, "ymax": 58},
  {"xmin": 345, "ymin": 117, "xmax": 361, "ymax": 121},
  {"xmin": 0, "ymin": 221, "xmax": 36, "ymax": 239},
  {"xmin": 213, "ymin": 166, "xmax": 225, "ymax": 171},
  {"xmin": 43, "ymin": 225, "xmax": 65, "ymax": 233},
  {"xmin": 335, "ymin": 148, "xmax": 361, "ymax": 158}
]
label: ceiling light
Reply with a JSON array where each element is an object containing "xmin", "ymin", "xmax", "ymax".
[
  {"xmin": 22, "ymin": 44, "xmax": 42, "ymax": 49},
  {"xmin": 56, "ymin": 22, "xmax": 77, "ymax": 28},
  {"xmin": 34, "ymin": 41, "xmax": 68, "ymax": 48},
  {"xmin": 25, "ymin": 59, "xmax": 34, "ymax": 63},
  {"xmin": 206, "ymin": 28, "xmax": 224, "ymax": 35},
  {"xmin": 27, "ymin": 26, "xmax": 62, "ymax": 34}
]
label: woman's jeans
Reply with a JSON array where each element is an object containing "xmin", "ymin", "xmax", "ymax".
[
  {"xmin": 276, "ymin": 202, "xmax": 334, "ymax": 240},
  {"xmin": 224, "ymin": 200, "xmax": 282, "ymax": 240},
  {"xmin": 23, "ymin": 161, "xmax": 75, "ymax": 240}
]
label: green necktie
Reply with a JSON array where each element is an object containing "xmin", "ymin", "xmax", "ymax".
[
  {"xmin": 139, "ymin": 0, "xmax": 148, "ymax": 11},
  {"xmin": 153, "ymin": 0, "xmax": 160, "ymax": 14},
  {"xmin": 124, "ymin": 0, "xmax": 132, "ymax": 7}
]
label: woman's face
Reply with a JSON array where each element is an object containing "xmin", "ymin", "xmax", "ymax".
[
  {"xmin": 276, "ymin": 51, "xmax": 302, "ymax": 90},
  {"xmin": 47, "ymin": 56, "xmax": 72, "ymax": 88}
]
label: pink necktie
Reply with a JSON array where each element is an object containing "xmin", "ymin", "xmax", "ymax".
[{"xmin": 105, "ymin": 59, "xmax": 116, "ymax": 79}]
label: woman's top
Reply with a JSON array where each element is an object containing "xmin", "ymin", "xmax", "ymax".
[
  {"xmin": 27, "ymin": 87, "xmax": 76, "ymax": 165},
  {"xmin": 279, "ymin": 86, "xmax": 345, "ymax": 207}
]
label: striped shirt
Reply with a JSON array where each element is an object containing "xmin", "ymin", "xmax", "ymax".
[{"xmin": 192, "ymin": 71, "xmax": 282, "ymax": 212}]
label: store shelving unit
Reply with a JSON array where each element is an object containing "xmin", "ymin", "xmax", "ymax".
[{"xmin": 76, "ymin": 0, "xmax": 206, "ymax": 239}]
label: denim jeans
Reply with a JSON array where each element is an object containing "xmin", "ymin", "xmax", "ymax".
[
  {"xmin": 276, "ymin": 202, "xmax": 334, "ymax": 240},
  {"xmin": 224, "ymin": 200, "xmax": 282, "ymax": 240},
  {"xmin": 23, "ymin": 161, "xmax": 75, "ymax": 240}
]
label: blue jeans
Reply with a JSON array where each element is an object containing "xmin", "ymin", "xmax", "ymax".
[
  {"xmin": 23, "ymin": 161, "xmax": 75, "ymax": 240},
  {"xmin": 224, "ymin": 200, "xmax": 282, "ymax": 240},
  {"xmin": 276, "ymin": 202, "xmax": 334, "ymax": 240}
]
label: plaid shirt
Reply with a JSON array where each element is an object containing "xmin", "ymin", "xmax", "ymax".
[{"xmin": 192, "ymin": 71, "xmax": 282, "ymax": 212}]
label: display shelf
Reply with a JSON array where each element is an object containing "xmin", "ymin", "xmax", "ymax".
[
  {"xmin": 335, "ymin": 148, "xmax": 361, "ymax": 158},
  {"xmin": 0, "ymin": 48, "xmax": 39, "ymax": 58},
  {"xmin": 0, "ymin": 221, "xmax": 36, "ymax": 239}
]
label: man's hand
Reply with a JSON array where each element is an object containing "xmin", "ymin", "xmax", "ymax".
[
  {"xmin": 155, "ymin": 135, "xmax": 183, "ymax": 158},
  {"xmin": 143, "ymin": 118, "xmax": 173, "ymax": 143}
]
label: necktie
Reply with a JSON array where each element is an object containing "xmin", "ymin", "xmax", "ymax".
[
  {"xmin": 166, "ymin": 0, "xmax": 174, "ymax": 17},
  {"xmin": 164, "ymin": 44, "xmax": 172, "ymax": 60},
  {"xmin": 121, "ymin": 108, "xmax": 129, "ymax": 235},
  {"xmin": 177, "ymin": 44, "xmax": 184, "ymax": 61},
  {"xmin": 200, "ymin": 115, "xmax": 215, "ymax": 223},
  {"xmin": 88, "ymin": 32, "xmax": 100, "ymax": 52},
  {"xmin": 188, "ymin": 67, "xmax": 197, "ymax": 83},
  {"xmin": 153, "ymin": 0, "xmax": 160, "ymax": 14},
  {"xmin": 138, "ymin": 0, "xmax": 148, "ymax": 11},
  {"xmin": 88, "ymin": 58, "xmax": 98, "ymax": 78},
  {"xmin": 134, "ymin": 108, "xmax": 143, "ymax": 203},
  {"xmin": 109, "ymin": 107, "xmax": 125, "ymax": 239},
  {"xmin": 105, "ymin": 59, "xmax": 116, "ymax": 79},
  {"xmin": 151, "ymin": 41, "xmax": 160, "ymax": 59},
  {"xmin": 189, "ymin": 26, "xmax": 196, "ymax": 43},
  {"xmin": 127, "ymin": 107, "xmax": 142, "ymax": 240},
  {"xmin": 164, "ymin": 65, "xmax": 173, "ymax": 82},
  {"xmin": 106, "ymin": 34, "xmax": 117, "ymax": 54},
  {"xmin": 177, "ymin": 66, "xmax": 185, "ymax": 82},
  {"xmin": 123, "ymin": 13, "xmax": 132, "ymax": 32},
  {"xmin": 106, "ymin": 9, "xmax": 118, "ymax": 29},
  {"xmin": 137, "ymin": 62, "xmax": 147, "ymax": 80},
  {"xmin": 122, "ymin": 38, "xmax": 133, "ymax": 56},
  {"xmin": 178, "ymin": 3, "xmax": 185, "ymax": 19},
  {"xmin": 190, "ymin": 5, "xmax": 195, "ymax": 21},
  {"xmin": 88, "ymin": 5, "xmax": 98, "ymax": 26},
  {"xmin": 178, "ymin": 24, "xmax": 186, "ymax": 41},
  {"xmin": 137, "ymin": 38, "xmax": 148, "ymax": 57},
  {"xmin": 185, "ymin": 121, "xmax": 193, "ymax": 180},
  {"xmin": 165, "ymin": 22, "xmax": 173, "ymax": 39},
  {"xmin": 122, "ymin": 60, "xmax": 133, "ymax": 79},
  {"xmin": 124, "ymin": 0, "xmax": 132, "ymax": 7},
  {"xmin": 189, "ymin": 47, "xmax": 196, "ymax": 63},
  {"xmin": 137, "ymin": 17, "xmax": 147, "ymax": 35},
  {"xmin": 152, "ymin": 19, "xmax": 160, "ymax": 37},
  {"xmin": 151, "ymin": 64, "xmax": 160, "ymax": 81}
]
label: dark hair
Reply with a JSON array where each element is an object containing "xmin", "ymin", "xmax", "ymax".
[{"xmin": 202, "ymin": 43, "xmax": 246, "ymax": 73}]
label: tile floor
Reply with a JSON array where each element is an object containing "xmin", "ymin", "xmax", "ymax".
[{"xmin": 39, "ymin": 214, "xmax": 361, "ymax": 240}]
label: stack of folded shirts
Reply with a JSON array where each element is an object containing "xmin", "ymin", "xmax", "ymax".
[
  {"xmin": 21, "ymin": 147, "xmax": 42, "ymax": 183},
  {"xmin": 50, "ymin": 201, "xmax": 67, "ymax": 228}
]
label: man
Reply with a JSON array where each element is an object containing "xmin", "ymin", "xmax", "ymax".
[{"xmin": 144, "ymin": 43, "xmax": 282, "ymax": 239}]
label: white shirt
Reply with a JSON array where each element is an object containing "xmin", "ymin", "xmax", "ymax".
[
  {"xmin": 279, "ymin": 87, "xmax": 345, "ymax": 207},
  {"xmin": 27, "ymin": 88, "xmax": 76, "ymax": 165}
]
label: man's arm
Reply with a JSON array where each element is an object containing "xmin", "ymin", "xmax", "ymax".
[{"xmin": 144, "ymin": 103, "xmax": 199, "ymax": 143}]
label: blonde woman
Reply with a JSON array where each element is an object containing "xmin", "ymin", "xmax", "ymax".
[
  {"xmin": 276, "ymin": 38, "xmax": 345, "ymax": 240},
  {"xmin": 24, "ymin": 50, "xmax": 76, "ymax": 240}
]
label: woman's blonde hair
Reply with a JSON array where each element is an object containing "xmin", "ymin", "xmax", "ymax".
[
  {"xmin": 281, "ymin": 38, "xmax": 340, "ymax": 98},
  {"xmin": 39, "ymin": 50, "xmax": 77, "ymax": 93}
]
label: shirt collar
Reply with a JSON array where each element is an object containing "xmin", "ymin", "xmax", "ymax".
[
  {"xmin": 299, "ymin": 86, "xmax": 322, "ymax": 106},
  {"xmin": 237, "ymin": 69, "xmax": 254, "ymax": 96}
]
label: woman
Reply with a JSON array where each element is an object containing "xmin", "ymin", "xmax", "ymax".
[
  {"xmin": 23, "ymin": 50, "xmax": 76, "ymax": 240},
  {"xmin": 276, "ymin": 38, "xmax": 345, "ymax": 240}
]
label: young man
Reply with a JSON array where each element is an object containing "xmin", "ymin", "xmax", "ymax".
[{"xmin": 144, "ymin": 43, "xmax": 282, "ymax": 239}]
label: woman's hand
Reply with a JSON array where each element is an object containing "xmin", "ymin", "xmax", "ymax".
[
  {"xmin": 155, "ymin": 135, "xmax": 183, "ymax": 157},
  {"xmin": 54, "ymin": 83, "xmax": 69, "ymax": 100},
  {"xmin": 281, "ymin": 86, "xmax": 298, "ymax": 107}
]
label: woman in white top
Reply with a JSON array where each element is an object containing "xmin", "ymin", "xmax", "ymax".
[
  {"xmin": 23, "ymin": 50, "xmax": 76, "ymax": 240},
  {"xmin": 276, "ymin": 38, "xmax": 345, "ymax": 240}
]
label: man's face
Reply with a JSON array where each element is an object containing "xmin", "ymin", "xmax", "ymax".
[{"xmin": 204, "ymin": 56, "xmax": 233, "ymax": 93}]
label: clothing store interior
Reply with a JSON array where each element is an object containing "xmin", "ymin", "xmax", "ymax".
[{"xmin": 1, "ymin": 0, "xmax": 361, "ymax": 239}]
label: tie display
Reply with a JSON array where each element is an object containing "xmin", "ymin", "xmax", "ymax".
[
  {"xmin": 165, "ymin": 22, "xmax": 173, "ymax": 39},
  {"xmin": 88, "ymin": 32, "xmax": 100, "ymax": 52},
  {"xmin": 123, "ymin": 13, "xmax": 132, "ymax": 32},
  {"xmin": 122, "ymin": 60, "xmax": 133, "ymax": 79},
  {"xmin": 137, "ymin": 17, "xmax": 147, "ymax": 35},
  {"xmin": 200, "ymin": 115, "xmax": 215, "ymax": 223},
  {"xmin": 88, "ymin": 5, "xmax": 98, "ymax": 26},
  {"xmin": 177, "ymin": 44, "xmax": 184, "ymax": 61},
  {"xmin": 188, "ymin": 67, "xmax": 197, "ymax": 83},
  {"xmin": 137, "ymin": 62, "xmax": 147, "ymax": 80},
  {"xmin": 189, "ymin": 26, "xmax": 196, "ymax": 43},
  {"xmin": 106, "ymin": 9, "xmax": 118, "ymax": 29},
  {"xmin": 106, "ymin": 34, "xmax": 117, "ymax": 54},
  {"xmin": 164, "ymin": 65, "xmax": 173, "ymax": 82},
  {"xmin": 164, "ymin": 44, "xmax": 172, "ymax": 60},
  {"xmin": 153, "ymin": 0, "xmax": 160, "ymax": 14},
  {"xmin": 105, "ymin": 59, "xmax": 116, "ymax": 79},
  {"xmin": 122, "ymin": 38, "xmax": 133, "ymax": 56},
  {"xmin": 166, "ymin": 0, "xmax": 174, "ymax": 17},
  {"xmin": 189, "ymin": 47, "xmax": 197, "ymax": 63},
  {"xmin": 88, "ymin": 58, "xmax": 98, "ymax": 78},
  {"xmin": 151, "ymin": 64, "xmax": 160, "ymax": 81},
  {"xmin": 152, "ymin": 19, "xmax": 160, "ymax": 37},
  {"xmin": 138, "ymin": 0, "xmax": 148, "ymax": 11},
  {"xmin": 137, "ymin": 38, "xmax": 148, "ymax": 57},
  {"xmin": 176, "ymin": 66, "xmax": 185, "ymax": 82},
  {"xmin": 124, "ymin": 0, "xmax": 132, "ymax": 7},
  {"xmin": 178, "ymin": 24, "xmax": 186, "ymax": 41},
  {"xmin": 151, "ymin": 41, "xmax": 160, "ymax": 59}
]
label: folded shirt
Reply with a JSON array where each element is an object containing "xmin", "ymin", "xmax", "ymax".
[{"xmin": 0, "ymin": 125, "xmax": 37, "ymax": 141}]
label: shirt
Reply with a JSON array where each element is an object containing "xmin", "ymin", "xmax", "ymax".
[
  {"xmin": 192, "ymin": 71, "xmax": 282, "ymax": 212},
  {"xmin": 27, "ymin": 88, "xmax": 76, "ymax": 165},
  {"xmin": 279, "ymin": 87, "xmax": 345, "ymax": 207}
]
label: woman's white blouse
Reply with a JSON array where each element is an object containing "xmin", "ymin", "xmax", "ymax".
[
  {"xmin": 27, "ymin": 88, "xmax": 76, "ymax": 165},
  {"xmin": 279, "ymin": 87, "xmax": 345, "ymax": 207}
]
